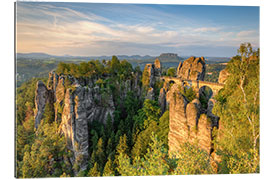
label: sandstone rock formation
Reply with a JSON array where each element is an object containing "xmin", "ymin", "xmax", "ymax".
[
  {"xmin": 154, "ymin": 58, "xmax": 162, "ymax": 76},
  {"xmin": 186, "ymin": 99, "xmax": 201, "ymax": 144},
  {"xmin": 158, "ymin": 87, "xmax": 167, "ymax": 114},
  {"xmin": 144, "ymin": 64, "xmax": 155, "ymax": 88},
  {"xmin": 168, "ymin": 84, "xmax": 188, "ymax": 153},
  {"xmin": 34, "ymin": 70, "xmax": 142, "ymax": 172},
  {"xmin": 34, "ymin": 81, "xmax": 49, "ymax": 129},
  {"xmin": 167, "ymin": 84, "xmax": 219, "ymax": 155},
  {"xmin": 144, "ymin": 58, "xmax": 162, "ymax": 100},
  {"xmin": 218, "ymin": 69, "xmax": 229, "ymax": 84},
  {"xmin": 176, "ymin": 56, "xmax": 206, "ymax": 80},
  {"xmin": 145, "ymin": 87, "xmax": 155, "ymax": 101}
]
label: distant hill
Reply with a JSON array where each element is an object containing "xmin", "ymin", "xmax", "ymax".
[
  {"xmin": 17, "ymin": 53, "xmax": 54, "ymax": 59},
  {"xmin": 157, "ymin": 53, "xmax": 182, "ymax": 61},
  {"xmin": 16, "ymin": 53, "xmax": 157, "ymax": 61},
  {"xmin": 16, "ymin": 52, "xmax": 231, "ymax": 64}
]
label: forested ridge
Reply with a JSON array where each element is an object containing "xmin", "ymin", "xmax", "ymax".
[{"xmin": 16, "ymin": 43, "xmax": 259, "ymax": 178}]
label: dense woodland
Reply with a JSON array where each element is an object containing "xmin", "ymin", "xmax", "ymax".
[{"xmin": 16, "ymin": 43, "xmax": 259, "ymax": 178}]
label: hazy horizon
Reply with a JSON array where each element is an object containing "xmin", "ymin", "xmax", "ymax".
[
  {"xmin": 16, "ymin": 2, "xmax": 259, "ymax": 57},
  {"xmin": 16, "ymin": 51, "xmax": 233, "ymax": 58}
]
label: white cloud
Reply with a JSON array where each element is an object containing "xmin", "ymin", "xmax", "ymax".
[
  {"xmin": 193, "ymin": 27, "xmax": 221, "ymax": 33},
  {"xmin": 237, "ymin": 30, "xmax": 257, "ymax": 37}
]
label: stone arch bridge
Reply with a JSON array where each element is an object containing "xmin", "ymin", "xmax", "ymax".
[{"xmin": 161, "ymin": 76, "xmax": 225, "ymax": 97}]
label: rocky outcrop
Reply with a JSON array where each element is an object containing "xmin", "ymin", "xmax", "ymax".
[
  {"xmin": 144, "ymin": 59, "xmax": 162, "ymax": 100},
  {"xmin": 145, "ymin": 87, "xmax": 155, "ymax": 101},
  {"xmin": 168, "ymin": 84, "xmax": 188, "ymax": 153},
  {"xmin": 144, "ymin": 64, "xmax": 155, "ymax": 88},
  {"xmin": 59, "ymin": 83, "xmax": 116, "ymax": 172},
  {"xmin": 158, "ymin": 87, "xmax": 167, "ymax": 114},
  {"xmin": 34, "ymin": 81, "xmax": 49, "ymax": 129},
  {"xmin": 176, "ymin": 56, "xmax": 206, "ymax": 80},
  {"xmin": 196, "ymin": 114, "xmax": 212, "ymax": 153},
  {"xmin": 54, "ymin": 76, "xmax": 65, "ymax": 122},
  {"xmin": 167, "ymin": 84, "xmax": 219, "ymax": 155},
  {"xmin": 218, "ymin": 69, "xmax": 229, "ymax": 84},
  {"xmin": 34, "ymin": 70, "xmax": 142, "ymax": 172},
  {"xmin": 186, "ymin": 99, "xmax": 201, "ymax": 144},
  {"xmin": 154, "ymin": 58, "xmax": 162, "ymax": 76}
]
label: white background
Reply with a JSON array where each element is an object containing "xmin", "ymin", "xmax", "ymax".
[{"xmin": 0, "ymin": 0, "xmax": 269, "ymax": 180}]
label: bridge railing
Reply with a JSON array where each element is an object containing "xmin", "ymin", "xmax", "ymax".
[{"xmin": 160, "ymin": 76, "xmax": 225, "ymax": 87}]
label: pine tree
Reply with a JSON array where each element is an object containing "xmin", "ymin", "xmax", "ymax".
[
  {"xmin": 106, "ymin": 138, "xmax": 113, "ymax": 157},
  {"xmin": 96, "ymin": 138, "xmax": 106, "ymax": 169},
  {"xmin": 87, "ymin": 162, "xmax": 100, "ymax": 177},
  {"xmin": 90, "ymin": 130, "xmax": 98, "ymax": 152},
  {"xmin": 105, "ymin": 114, "xmax": 113, "ymax": 139},
  {"xmin": 102, "ymin": 158, "xmax": 115, "ymax": 176},
  {"xmin": 116, "ymin": 134, "xmax": 128, "ymax": 155}
]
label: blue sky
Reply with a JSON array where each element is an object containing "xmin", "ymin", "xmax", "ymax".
[{"xmin": 16, "ymin": 2, "xmax": 259, "ymax": 57}]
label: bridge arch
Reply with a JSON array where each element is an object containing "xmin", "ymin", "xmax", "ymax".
[
  {"xmin": 169, "ymin": 80, "xmax": 176, "ymax": 85},
  {"xmin": 199, "ymin": 85, "xmax": 213, "ymax": 109}
]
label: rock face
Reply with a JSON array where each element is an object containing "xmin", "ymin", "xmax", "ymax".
[
  {"xmin": 158, "ymin": 87, "xmax": 167, "ymax": 114},
  {"xmin": 167, "ymin": 84, "xmax": 219, "ymax": 155},
  {"xmin": 168, "ymin": 84, "xmax": 188, "ymax": 153},
  {"xmin": 154, "ymin": 58, "xmax": 162, "ymax": 76},
  {"xmin": 144, "ymin": 58, "xmax": 162, "ymax": 100},
  {"xmin": 145, "ymin": 87, "xmax": 155, "ymax": 101},
  {"xmin": 34, "ymin": 81, "xmax": 49, "ymax": 129},
  {"xmin": 186, "ymin": 99, "xmax": 201, "ymax": 144},
  {"xmin": 176, "ymin": 56, "xmax": 206, "ymax": 80},
  {"xmin": 34, "ymin": 70, "xmax": 142, "ymax": 172},
  {"xmin": 218, "ymin": 69, "xmax": 229, "ymax": 84},
  {"xmin": 144, "ymin": 64, "xmax": 156, "ymax": 88}
]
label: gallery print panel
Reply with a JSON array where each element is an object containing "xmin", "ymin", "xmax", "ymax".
[{"xmin": 15, "ymin": 1, "xmax": 259, "ymax": 178}]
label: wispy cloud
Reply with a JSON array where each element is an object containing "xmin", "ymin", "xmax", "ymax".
[{"xmin": 16, "ymin": 2, "xmax": 259, "ymax": 57}]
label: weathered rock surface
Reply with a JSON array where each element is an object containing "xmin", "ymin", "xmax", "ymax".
[
  {"xmin": 168, "ymin": 84, "xmax": 188, "ymax": 153},
  {"xmin": 158, "ymin": 87, "xmax": 167, "ymax": 114},
  {"xmin": 154, "ymin": 58, "xmax": 162, "ymax": 76},
  {"xmin": 34, "ymin": 81, "xmax": 49, "ymax": 129},
  {"xmin": 186, "ymin": 99, "xmax": 201, "ymax": 144},
  {"xmin": 197, "ymin": 114, "xmax": 212, "ymax": 154},
  {"xmin": 34, "ymin": 70, "xmax": 142, "ymax": 172},
  {"xmin": 167, "ymin": 84, "xmax": 219, "ymax": 155},
  {"xmin": 144, "ymin": 63, "xmax": 155, "ymax": 88},
  {"xmin": 176, "ymin": 56, "xmax": 206, "ymax": 80},
  {"xmin": 218, "ymin": 69, "xmax": 229, "ymax": 84},
  {"xmin": 143, "ymin": 58, "xmax": 162, "ymax": 89},
  {"xmin": 145, "ymin": 87, "xmax": 155, "ymax": 101}
]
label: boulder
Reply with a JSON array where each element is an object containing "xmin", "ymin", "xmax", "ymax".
[{"xmin": 176, "ymin": 56, "xmax": 206, "ymax": 80}]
